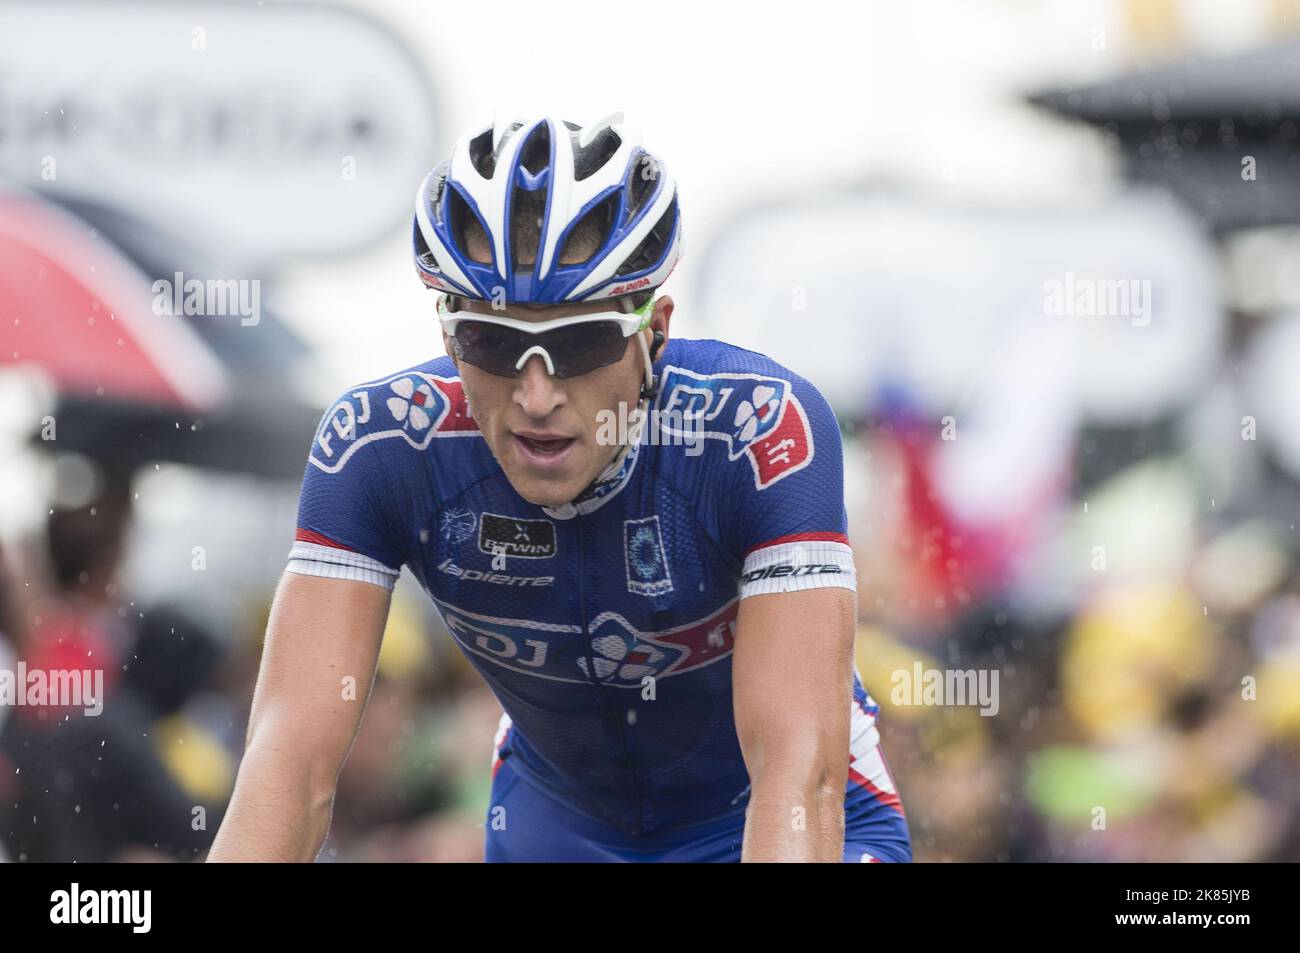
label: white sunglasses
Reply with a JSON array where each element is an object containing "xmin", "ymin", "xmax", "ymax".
[{"xmin": 438, "ymin": 294, "xmax": 655, "ymax": 379}]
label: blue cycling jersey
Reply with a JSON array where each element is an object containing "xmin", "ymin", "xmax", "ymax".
[{"xmin": 288, "ymin": 337, "xmax": 904, "ymax": 838}]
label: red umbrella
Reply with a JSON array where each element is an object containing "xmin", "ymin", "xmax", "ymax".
[{"xmin": 0, "ymin": 188, "xmax": 228, "ymax": 413}]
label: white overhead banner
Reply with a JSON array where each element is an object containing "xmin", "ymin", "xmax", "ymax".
[
  {"xmin": 695, "ymin": 189, "xmax": 1224, "ymax": 425},
  {"xmin": 0, "ymin": 0, "xmax": 440, "ymax": 265}
]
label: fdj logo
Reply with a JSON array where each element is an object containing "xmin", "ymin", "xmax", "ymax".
[
  {"xmin": 314, "ymin": 389, "xmax": 373, "ymax": 461},
  {"xmin": 309, "ymin": 373, "xmax": 478, "ymax": 474},
  {"xmin": 658, "ymin": 367, "xmax": 814, "ymax": 490},
  {"xmin": 659, "ymin": 368, "xmax": 790, "ymax": 460},
  {"xmin": 436, "ymin": 600, "xmax": 738, "ymax": 685}
]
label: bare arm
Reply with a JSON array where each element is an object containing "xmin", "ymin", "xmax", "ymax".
[
  {"xmin": 207, "ymin": 572, "xmax": 390, "ymax": 862},
  {"xmin": 733, "ymin": 586, "xmax": 855, "ymax": 863}
]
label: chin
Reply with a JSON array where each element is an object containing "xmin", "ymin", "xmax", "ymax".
[
  {"xmin": 491, "ymin": 435, "xmax": 610, "ymax": 509},
  {"xmin": 510, "ymin": 475, "xmax": 586, "ymax": 508},
  {"xmin": 499, "ymin": 454, "xmax": 590, "ymax": 507}
]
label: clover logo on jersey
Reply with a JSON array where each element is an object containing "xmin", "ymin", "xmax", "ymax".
[
  {"xmin": 578, "ymin": 606, "xmax": 738, "ymax": 685},
  {"xmin": 433, "ymin": 599, "xmax": 739, "ymax": 686},
  {"xmin": 658, "ymin": 366, "xmax": 815, "ymax": 490},
  {"xmin": 660, "ymin": 367, "xmax": 789, "ymax": 461},
  {"xmin": 309, "ymin": 373, "xmax": 480, "ymax": 474},
  {"xmin": 733, "ymin": 384, "xmax": 781, "ymax": 445},
  {"xmin": 387, "ymin": 377, "xmax": 434, "ymax": 431},
  {"xmin": 577, "ymin": 617, "xmax": 680, "ymax": 684}
]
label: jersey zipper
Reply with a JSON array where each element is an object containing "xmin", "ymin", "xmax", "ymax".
[{"xmin": 575, "ymin": 514, "xmax": 648, "ymax": 836}]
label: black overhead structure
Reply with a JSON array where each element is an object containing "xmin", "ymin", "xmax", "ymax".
[{"xmin": 1031, "ymin": 41, "xmax": 1300, "ymax": 232}]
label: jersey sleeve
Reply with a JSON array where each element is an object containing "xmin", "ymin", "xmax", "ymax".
[
  {"xmin": 286, "ymin": 386, "xmax": 412, "ymax": 591},
  {"xmin": 714, "ymin": 367, "xmax": 857, "ymax": 600}
]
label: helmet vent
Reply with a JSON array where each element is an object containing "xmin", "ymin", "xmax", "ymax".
[
  {"xmin": 614, "ymin": 202, "xmax": 677, "ymax": 277},
  {"xmin": 509, "ymin": 185, "xmax": 550, "ymax": 268},
  {"xmin": 518, "ymin": 123, "xmax": 551, "ymax": 176},
  {"xmin": 467, "ymin": 129, "xmax": 497, "ymax": 179},
  {"xmin": 449, "ymin": 187, "xmax": 491, "ymax": 264},
  {"xmin": 625, "ymin": 150, "xmax": 658, "ymax": 222},
  {"xmin": 558, "ymin": 192, "xmax": 618, "ymax": 265},
  {"xmin": 573, "ymin": 128, "xmax": 622, "ymax": 182}
]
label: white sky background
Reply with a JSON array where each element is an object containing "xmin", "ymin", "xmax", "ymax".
[
  {"xmin": 1, "ymin": 0, "xmax": 1293, "ymax": 554},
  {"xmin": 279, "ymin": 0, "xmax": 1290, "ymax": 390}
]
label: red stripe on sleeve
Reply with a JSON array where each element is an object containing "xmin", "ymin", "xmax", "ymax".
[
  {"xmin": 295, "ymin": 528, "xmax": 352, "ymax": 551},
  {"xmin": 744, "ymin": 531, "xmax": 849, "ymax": 557}
]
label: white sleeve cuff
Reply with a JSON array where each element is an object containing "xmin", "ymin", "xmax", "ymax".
[
  {"xmin": 286, "ymin": 540, "xmax": 400, "ymax": 592},
  {"xmin": 739, "ymin": 538, "xmax": 856, "ymax": 599}
]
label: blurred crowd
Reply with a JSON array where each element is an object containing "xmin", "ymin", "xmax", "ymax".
[
  {"xmin": 3, "ymin": 339, "xmax": 1300, "ymax": 862},
  {"xmin": 844, "ymin": 394, "xmax": 1300, "ymax": 862},
  {"xmin": 0, "ymin": 470, "xmax": 503, "ymax": 861}
]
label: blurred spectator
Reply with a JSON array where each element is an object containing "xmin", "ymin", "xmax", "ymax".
[{"xmin": 0, "ymin": 466, "xmax": 226, "ymax": 861}]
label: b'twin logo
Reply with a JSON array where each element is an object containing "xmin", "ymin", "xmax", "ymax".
[
  {"xmin": 478, "ymin": 514, "xmax": 557, "ymax": 559},
  {"xmin": 50, "ymin": 883, "xmax": 151, "ymax": 933},
  {"xmin": 741, "ymin": 563, "xmax": 844, "ymax": 583}
]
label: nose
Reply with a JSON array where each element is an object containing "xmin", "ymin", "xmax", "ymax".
[{"xmin": 513, "ymin": 352, "xmax": 566, "ymax": 418}]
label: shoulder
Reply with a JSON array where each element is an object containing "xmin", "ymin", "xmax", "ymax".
[
  {"xmin": 653, "ymin": 338, "xmax": 839, "ymax": 491},
  {"xmin": 659, "ymin": 336, "xmax": 813, "ymax": 380},
  {"xmin": 307, "ymin": 354, "xmax": 481, "ymax": 475},
  {"xmin": 657, "ymin": 337, "xmax": 834, "ymax": 414}
]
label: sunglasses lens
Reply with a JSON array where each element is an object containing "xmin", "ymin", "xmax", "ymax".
[
  {"xmin": 453, "ymin": 319, "xmax": 632, "ymax": 379},
  {"xmin": 454, "ymin": 320, "xmax": 528, "ymax": 377},
  {"xmin": 545, "ymin": 321, "xmax": 631, "ymax": 378}
]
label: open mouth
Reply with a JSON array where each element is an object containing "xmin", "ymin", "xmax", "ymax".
[{"xmin": 513, "ymin": 433, "xmax": 577, "ymax": 464}]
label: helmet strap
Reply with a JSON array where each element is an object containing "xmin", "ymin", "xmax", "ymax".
[{"xmin": 556, "ymin": 325, "xmax": 660, "ymax": 514}]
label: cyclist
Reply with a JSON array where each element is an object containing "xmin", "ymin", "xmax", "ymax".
[{"xmin": 209, "ymin": 113, "xmax": 909, "ymax": 862}]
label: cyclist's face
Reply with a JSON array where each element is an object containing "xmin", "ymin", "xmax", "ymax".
[{"xmin": 446, "ymin": 297, "xmax": 673, "ymax": 507}]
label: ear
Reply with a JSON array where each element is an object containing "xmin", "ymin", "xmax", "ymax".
[
  {"xmin": 648, "ymin": 295, "xmax": 674, "ymax": 355},
  {"xmin": 654, "ymin": 295, "xmax": 675, "ymax": 328}
]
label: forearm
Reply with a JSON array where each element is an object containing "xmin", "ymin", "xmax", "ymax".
[
  {"xmin": 207, "ymin": 739, "xmax": 336, "ymax": 862},
  {"xmin": 741, "ymin": 768, "xmax": 845, "ymax": 862}
]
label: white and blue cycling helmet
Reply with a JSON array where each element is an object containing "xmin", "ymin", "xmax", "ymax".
[{"xmin": 413, "ymin": 112, "xmax": 682, "ymax": 304}]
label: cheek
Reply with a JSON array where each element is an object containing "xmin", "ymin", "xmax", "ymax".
[
  {"xmin": 600, "ymin": 344, "xmax": 646, "ymax": 397},
  {"xmin": 575, "ymin": 359, "xmax": 641, "ymax": 421},
  {"xmin": 459, "ymin": 367, "xmax": 508, "ymax": 423}
]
